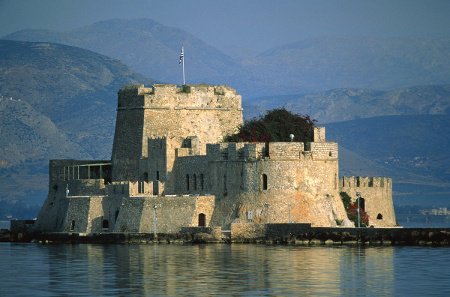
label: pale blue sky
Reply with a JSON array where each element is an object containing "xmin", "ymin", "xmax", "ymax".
[{"xmin": 1, "ymin": 0, "xmax": 449, "ymax": 56}]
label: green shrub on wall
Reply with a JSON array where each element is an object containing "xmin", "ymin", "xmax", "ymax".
[
  {"xmin": 225, "ymin": 108, "xmax": 316, "ymax": 142},
  {"xmin": 340, "ymin": 191, "xmax": 369, "ymax": 227}
]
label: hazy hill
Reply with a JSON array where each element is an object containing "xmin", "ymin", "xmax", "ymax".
[
  {"xmin": 244, "ymin": 37, "xmax": 450, "ymax": 95},
  {"xmin": 0, "ymin": 40, "xmax": 154, "ymax": 218},
  {"xmin": 0, "ymin": 97, "xmax": 90, "ymax": 167},
  {"xmin": 3, "ymin": 19, "xmax": 241, "ymax": 88},
  {"xmin": 0, "ymin": 40, "xmax": 152, "ymax": 159},
  {"xmin": 244, "ymin": 85, "xmax": 450, "ymax": 123},
  {"xmin": 5, "ymin": 19, "xmax": 450, "ymax": 97},
  {"xmin": 327, "ymin": 115, "xmax": 450, "ymax": 179}
]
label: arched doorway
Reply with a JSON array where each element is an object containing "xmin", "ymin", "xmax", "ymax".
[
  {"xmin": 102, "ymin": 219, "xmax": 109, "ymax": 229},
  {"xmin": 198, "ymin": 213, "xmax": 206, "ymax": 227}
]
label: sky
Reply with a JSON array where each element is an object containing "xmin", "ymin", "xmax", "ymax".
[{"xmin": 1, "ymin": 0, "xmax": 450, "ymax": 56}]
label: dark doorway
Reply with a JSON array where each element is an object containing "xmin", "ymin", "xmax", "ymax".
[
  {"xmin": 356, "ymin": 197, "xmax": 365, "ymax": 211},
  {"xmin": 198, "ymin": 213, "xmax": 206, "ymax": 227}
]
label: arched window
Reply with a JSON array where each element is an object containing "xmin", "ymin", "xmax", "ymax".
[
  {"xmin": 102, "ymin": 219, "xmax": 109, "ymax": 229},
  {"xmin": 262, "ymin": 174, "xmax": 268, "ymax": 190},
  {"xmin": 198, "ymin": 213, "xmax": 206, "ymax": 227},
  {"xmin": 193, "ymin": 174, "xmax": 197, "ymax": 191},
  {"xmin": 143, "ymin": 172, "xmax": 148, "ymax": 182},
  {"xmin": 200, "ymin": 174, "xmax": 204, "ymax": 191},
  {"xmin": 377, "ymin": 213, "xmax": 383, "ymax": 220},
  {"xmin": 186, "ymin": 174, "xmax": 190, "ymax": 191},
  {"xmin": 223, "ymin": 174, "xmax": 227, "ymax": 195},
  {"xmin": 70, "ymin": 220, "xmax": 75, "ymax": 231}
]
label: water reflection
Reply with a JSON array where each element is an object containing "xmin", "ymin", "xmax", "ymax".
[
  {"xmin": 40, "ymin": 245, "xmax": 395, "ymax": 296},
  {"xmin": 6, "ymin": 243, "xmax": 450, "ymax": 296}
]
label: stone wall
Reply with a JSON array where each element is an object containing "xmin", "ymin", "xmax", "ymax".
[
  {"xmin": 113, "ymin": 195, "xmax": 215, "ymax": 233},
  {"xmin": 174, "ymin": 141, "xmax": 350, "ymax": 228},
  {"xmin": 340, "ymin": 176, "xmax": 396, "ymax": 227}
]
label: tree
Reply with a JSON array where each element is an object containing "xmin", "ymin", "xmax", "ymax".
[{"xmin": 225, "ymin": 108, "xmax": 316, "ymax": 142}]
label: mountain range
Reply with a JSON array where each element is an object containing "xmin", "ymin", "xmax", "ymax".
[
  {"xmin": 4, "ymin": 19, "xmax": 450, "ymax": 96},
  {"xmin": 1, "ymin": 18, "xmax": 450, "ymax": 218},
  {"xmin": 244, "ymin": 85, "xmax": 450, "ymax": 122},
  {"xmin": 0, "ymin": 39, "xmax": 153, "ymax": 216}
]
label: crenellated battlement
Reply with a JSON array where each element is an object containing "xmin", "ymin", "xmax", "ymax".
[
  {"xmin": 117, "ymin": 84, "xmax": 242, "ymax": 110},
  {"xmin": 204, "ymin": 141, "xmax": 338, "ymax": 161},
  {"xmin": 206, "ymin": 143, "xmax": 266, "ymax": 161},
  {"xmin": 341, "ymin": 176, "xmax": 392, "ymax": 188}
]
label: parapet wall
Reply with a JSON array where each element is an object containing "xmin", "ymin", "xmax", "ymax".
[
  {"xmin": 117, "ymin": 84, "xmax": 242, "ymax": 110},
  {"xmin": 205, "ymin": 141, "xmax": 337, "ymax": 161},
  {"xmin": 341, "ymin": 176, "xmax": 391, "ymax": 188}
]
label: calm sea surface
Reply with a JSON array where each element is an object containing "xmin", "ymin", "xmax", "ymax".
[{"xmin": 1, "ymin": 243, "xmax": 450, "ymax": 296}]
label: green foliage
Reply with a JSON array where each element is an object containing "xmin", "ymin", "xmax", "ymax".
[
  {"xmin": 225, "ymin": 108, "xmax": 316, "ymax": 142},
  {"xmin": 340, "ymin": 192, "xmax": 352, "ymax": 210}
]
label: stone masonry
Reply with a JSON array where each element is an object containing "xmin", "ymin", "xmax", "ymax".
[{"xmin": 34, "ymin": 84, "xmax": 397, "ymax": 236}]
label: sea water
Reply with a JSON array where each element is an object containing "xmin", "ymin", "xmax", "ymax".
[{"xmin": 1, "ymin": 243, "xmax": 450, "ymax": 296}]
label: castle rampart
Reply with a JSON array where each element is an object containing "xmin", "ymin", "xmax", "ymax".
[{"xmin": 340, "ymin": 176, "xmax": 396, "ymax": 227}]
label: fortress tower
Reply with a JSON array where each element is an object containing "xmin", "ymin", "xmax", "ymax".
[{"xmin": 111, "ymin": 84, "xmax": 243, "ymax": 193}]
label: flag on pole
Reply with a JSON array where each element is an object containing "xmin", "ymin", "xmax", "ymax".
[
  {"xmin": 179, "ymin": 46, "xmax": 186, "ymax": 85},
  {"xmin": 179, "ymin": 47, "xmax": 184, "ymax": 64}
]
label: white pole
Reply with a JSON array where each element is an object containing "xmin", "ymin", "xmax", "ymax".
[
  {"xmin": 356, "ymin": 192, "xmax": 361, "ymax": 228},
  {"xmin": 181, "ymin": 46, "xmax": 186, "ymax": 85}
]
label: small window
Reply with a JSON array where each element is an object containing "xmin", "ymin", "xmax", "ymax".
[
  {"xmin": 102, "ymin": 219, "xmax": 109, "ymax": 229},
  {"xmin": 377, "ymin": 213, "xmax": 383, "ymax": 220},
  {"xmin": 193, "ymin": 174, "xmax": 197, "ymax": 191},
  {"xmin": 115, "ymin": 210, "xmax": 120, "ymax": 222},
  {"xmin": 186, "ymin": 174, "xmax": 190, "ymax": 191},
  {"xmin": 223, "ymin": 174, "xmax": 227, "ymax": 196},
  {"xmin": 247, "ymin": 211, "xmax": 253, "ymax": 222},
  {"xmin": 156, "ymin": 171, "xmax": 160, "ymax": 181},
  {"xmin": 70, "ymin": 220, "xmax": 75, "ymax": 231},
  {"xmin": 143, "ymin": 172, "xmax": 148, "ymax": 182},
  {"xmin": 200, "ymin": 174, "xmax": 204, "ymax": 191},
  {"xmin": 262, "ymin": 174, "xmax": 268, "ymax": 190}
]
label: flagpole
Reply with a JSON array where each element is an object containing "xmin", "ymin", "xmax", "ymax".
[{"xmin": 181, "ymin": 46, "xmax": 186, "ymax": 85}]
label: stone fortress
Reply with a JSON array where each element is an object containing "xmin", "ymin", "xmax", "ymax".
[{"xmin": 34, "ymin": 84, "xmax": 397, "ymax": 236}]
